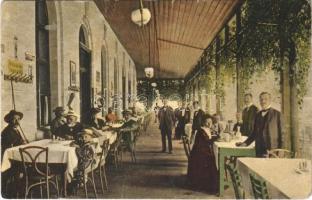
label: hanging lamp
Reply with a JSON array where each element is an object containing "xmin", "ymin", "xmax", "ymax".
[{"xmin": 131, "ymin": 0, "xmax": 151, "ymax": 26}]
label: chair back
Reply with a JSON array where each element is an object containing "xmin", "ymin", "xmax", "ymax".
[
  {"xmin": 76, "ymin": 143, "xmax": 96, "ymax": 173},
  {"xmin": 249, "ymin": 173, "xmax": 269, "ymax": 199},
  {"xmin": 98, "ymin": 139, "xmax": 110, "ymax": 166},
  {"xmin": 19, "ymin": 146, "xmax": 49, "ymax": 179},
  {"xmin": 267, "ymin": 148, "xmax": 295, "ymax": 158},
  {"xmin": 110, "ymin": 131, "xmax": 122, "ymax": 152},
  {"xmin": 225, "ymin": 162, "xmax": 245, "ymax": 199},
  {"xmin": 182, "ymin": 136, "xmax": 191, "ymax": 159}
]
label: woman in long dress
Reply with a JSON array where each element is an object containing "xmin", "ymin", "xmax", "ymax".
[{"xmin": 187, "ymin": 114, "xmax": 219, "ymax": 194}]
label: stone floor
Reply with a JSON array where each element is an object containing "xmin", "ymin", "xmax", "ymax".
[{"xmin": 71, "ymin": 120, "xmax": 235, "ymax": 199}]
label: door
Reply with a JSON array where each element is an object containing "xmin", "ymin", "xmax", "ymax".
[{"xmin": 79, "ymin": 47, "xmax": 91, "ymax": 123}]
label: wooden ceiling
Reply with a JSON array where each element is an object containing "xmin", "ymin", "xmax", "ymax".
[{"xmin": 94, "ymin": 0, "xmax": 241, "ymax": 78}]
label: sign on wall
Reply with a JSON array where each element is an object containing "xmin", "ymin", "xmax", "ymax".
[{"xmin": 7, "ymin": 59, "xmax": 23, "ymax": 74}]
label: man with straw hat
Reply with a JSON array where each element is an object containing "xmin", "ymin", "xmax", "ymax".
[{"xmin": 55, "ymin": 110, "xmax": 83, "ymax": 140}]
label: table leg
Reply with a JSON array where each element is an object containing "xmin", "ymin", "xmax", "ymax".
[{"xmin": 63, "ymin": 172, "xmax": 67, "ymax": 197}]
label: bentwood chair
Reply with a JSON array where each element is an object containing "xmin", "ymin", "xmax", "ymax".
[
  {"xmin": 75, "ymin": 143, "xmax": 98, "ymax": 198},
  {"xmin": 97, "ymin": 139, "xmax": 110, "ymax": 194},
  {"xmin": 225, "ymin": 162, "xmax": 245, "ymax": 199},
  {"xmin": 19, "ymin": 146, "xmax": 59, "ymax": 198},
  {"xmin": 249, "ymin": 173, "xmax": 270, "ymax": 199},
  {"xmin": 267, "ymin": 149, "xmax": 296, "ymax": 158},
  {"xmin": 182, "ymin": 135, "xmax": 191, "ymax": 160},
  {"xmin": 108, "ymin": 132, "xmax": 122, "ymax": 169},
  {"xmin": 119, "ymin": 129, "xmax": 139, "ymax": 163}
]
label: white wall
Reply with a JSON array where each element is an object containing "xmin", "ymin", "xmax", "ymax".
[
  {"xmin": 1, "ymin": 1, "xmax": 37, "ymax": 141},
  {"xmin": 1, "ymin": 1, "xmax": 137, "ymax": 140}
]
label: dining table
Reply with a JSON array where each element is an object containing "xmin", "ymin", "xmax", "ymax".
[
  {"xmin": 1, "ymin": 129, "xmax": 117, "ymax": 197},
  {"xmin": 237, "ymin": 157, "xmax": 312, "ymax": 199},
  {"xmin": 213, "ymin": 135, "xmax": 255, "ymax": 196}
]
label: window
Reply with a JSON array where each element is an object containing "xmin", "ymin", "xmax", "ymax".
[{"xmin": 36, "ymin": 0, "xmax": 51, "ymax": 127}]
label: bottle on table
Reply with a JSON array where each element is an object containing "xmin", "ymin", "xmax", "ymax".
[{"xmin": 235, "ymin": 126, "xmax": 242, "ymax": 139}]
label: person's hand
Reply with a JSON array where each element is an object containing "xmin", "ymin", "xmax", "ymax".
[{"xmin": 236, "ymin": 142, "xmax": 247, "ymax": 147}]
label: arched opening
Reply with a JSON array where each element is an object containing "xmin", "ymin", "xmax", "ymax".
[
  {"xmin": 36, "ymin": 0, "xmax": 51, "ymax": 127},
  {"xmin": 79, "ymin": 25, "xmax": 92, "ymax": 123}
]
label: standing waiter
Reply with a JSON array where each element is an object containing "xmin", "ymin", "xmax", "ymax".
[
  {"xmin": 237, "ymin": 92, "xmax": 283, "ymax": 157},
  {"xmin": 158, "ymin": 99, "xmax": 176, "ymax": 154}
]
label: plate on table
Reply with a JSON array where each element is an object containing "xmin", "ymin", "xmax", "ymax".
[{"xmin": 110, "ymin": 124, "xmax": 123, "ymax": 128}]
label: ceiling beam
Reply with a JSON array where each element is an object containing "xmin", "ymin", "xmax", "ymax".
[{"xmin": 157, "ymin": 38, "xmax": 204, "ymax": 50}]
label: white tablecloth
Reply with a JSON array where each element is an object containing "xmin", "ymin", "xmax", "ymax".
[
  {"xmin": 237, "ymin": 157, "xmax": 312, "ymax": 199},
  {"xmin": 213, "ymin": 136, "xmax": 255, "ymax": 169},
  {"xmin": 1, "ymin": 139, "xmax": 78, "ymax": 182}
]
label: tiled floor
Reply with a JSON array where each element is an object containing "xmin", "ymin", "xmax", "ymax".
[{"xmin": 71, "ymin": 120, "xmax": 235, "ymax": 199}]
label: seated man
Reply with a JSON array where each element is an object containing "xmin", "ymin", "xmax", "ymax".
[
  {"xmin": 55, "ymin": 110, "xmax": 83, "ymax": 140},
  {"xmin": 233, "ymin": 112, "xmax": 243, "ymax": 133},
  {"xmin": 118, "ymin": 110, "xmax": 139, "ymax": 152},
  {"xmin": 211, "ymin": 113, "xmax": 225, "ymax": 136},
  {"xmin": 105, "ymin": 107, "xmax": 117, "ymax": 123},
  {"xmin": 50, "ymin": 106, "xmax": 66, "ymax": 136},
  {"xmin": 1, "ymin": 110, "xmax": 27, "ymax": 198},
  {"xmin": 1, "ymin": 110, "xmax": 27, "ymax": 157}
]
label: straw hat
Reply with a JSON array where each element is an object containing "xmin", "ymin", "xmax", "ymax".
[
  {"xmin": 66, "ymin": 110, "xmax": 79, "ymax": 118},
  {"xmin": 4, "ymin": 110, "xmax": 23, "ymax": 123},
  {"xmin": 79, "ymin": 129, "xmax": 95, "ymax": 138}
]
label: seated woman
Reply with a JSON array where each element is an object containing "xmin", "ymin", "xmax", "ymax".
[
  {"xmin": 55, "ymin": 110, "xmax": 83, "ymax": 140},
  {"xmin": 187, "ymin": 114, "xmax": 219, "ymax": 194},
  {"xmin": 105, "ymin": 107, "xmax": 117, "ymax": 123},
  {"xmin": 87, "ymin": 107, "xmax": 108, "ymax": 136}
]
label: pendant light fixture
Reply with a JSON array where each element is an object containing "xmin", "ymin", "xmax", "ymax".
[{"xmin": 131, "ymin": 0, "xmax": 151, "ymax": 27}]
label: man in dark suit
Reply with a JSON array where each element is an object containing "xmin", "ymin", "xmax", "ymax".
[
  {"xmin": 50, "ymin": 106, "xmax": 66, "ymax": 136},
  {"xmin": 190, "ymin": 101, "xmax": 205, "ymax": 144},
  {"xmin": 174, "ymin": 101, "xmax": 191, "ymax": 140},
  {"xmin": 241, "ymin": 93, "xmax": 259, "ymax": 136},
  {"xmin": 1, "ymin": 110, "xmax": 27, "ymax": 198},
  {"xmin": 236, "ymin": 92, "xmax": 283, "ymax": 157},
  {"xmin": 1, "ymin": 110, "xmax": 27, "ymax": 157},
  {"xmin": 158, "ymin": 99, "xmax": 175, "ymax": 153},
  {"xmin": 55, "ymin": 110, "xmax": 83, "ymax": 140}
]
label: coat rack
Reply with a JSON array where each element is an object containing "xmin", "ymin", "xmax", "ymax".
[{"xmin": 4, "ymin": 72, "xmax": 33, "ymax": 83}]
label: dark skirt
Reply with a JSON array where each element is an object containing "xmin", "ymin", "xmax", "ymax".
[
  {"xmin": 187, "ymin": 129, "xmax": 219, "ymax": 194},
  {"xmin": 187, "ymin": 151, "xmax": 218, "ymax": 193}
]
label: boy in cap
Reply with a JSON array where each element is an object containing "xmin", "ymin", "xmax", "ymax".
[{"xmin": 69, "ymin": 129, "xmax": 96, "ymax": 193}]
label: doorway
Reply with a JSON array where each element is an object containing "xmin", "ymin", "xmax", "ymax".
[{"xmin": 79, "ymin": 26, "xmax": 92, "ymax": 123}]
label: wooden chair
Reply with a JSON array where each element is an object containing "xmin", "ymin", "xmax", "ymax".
[
  {"xmin": 182, "ymin": 135, "xmax": 191, "ymax": 160},
  {"xmin": 76, "ymin": 143, "xmax": 98, "ymax": 198},
  {"xmin": 267, "ymin": 149, "xmax": 296, "ymax": 158},
  {"xmin": 19, "ymin": 146, "xmax": 59, "ymax": 198},
  {"xmin": 249, "ymin": 173, "xmax": 269, "ymax": 199},
  {"xmin": 108, "ymin": 132, "xmax": 122, "ymax": 169},
  {"xmin": 119, "ymin": 129, "xmax": 138, "ymax": 163},
  {"xmin": 97, "ymin": 139, "xmax": 110, "ymax": 194},
  {"xmin": 225, "ymin": 162, "xmax": 245, "ymax": 199}
]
